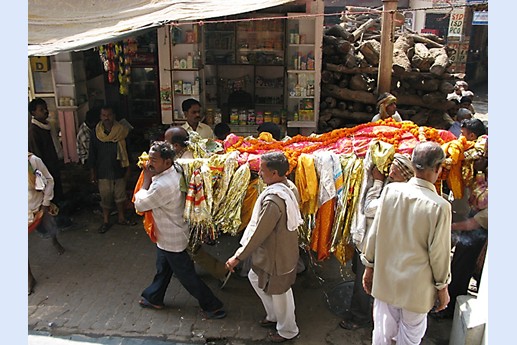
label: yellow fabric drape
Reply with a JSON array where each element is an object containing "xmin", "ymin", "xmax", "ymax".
[
  {"xmin": 295, "ymin": 154, "xmax": 319, "ymax": 216},
  {"xmin": 238, "ymin": 177, "xmax": 260, "ymax": 232},
  {"xmin": 95, "ymin": 121, "xmax": 130, "ymax": 167},
  {"xmin": 441, "ymin": 137, "xmax": 467, "ymax": 199}
]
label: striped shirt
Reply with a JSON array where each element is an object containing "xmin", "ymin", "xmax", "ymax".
[
  {"xmin": 134, "ymin": 165, "xmax": 189, "ymax": 252},
  {"xmin": 76, "ymin": 122, "xmax": 92, "ymax": 164}
]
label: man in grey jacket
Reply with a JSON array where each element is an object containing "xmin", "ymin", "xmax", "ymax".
[{"xmin": 226, "ymin": 151, "xmax": 303, "ymax": 343}]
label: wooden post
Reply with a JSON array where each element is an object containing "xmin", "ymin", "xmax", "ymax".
[{"xmin": 377, "ymin": 0, "xmax": 399, "ymax": 94}]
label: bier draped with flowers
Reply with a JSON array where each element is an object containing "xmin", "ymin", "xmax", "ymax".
[{"xmin": 133, "ymin": 119, "xmax": 486, "ymax": 266}]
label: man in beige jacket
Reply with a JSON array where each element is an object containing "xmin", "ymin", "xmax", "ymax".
[
  {"xmin": 226, "ymin": 151, "xmax": 303, "ymax": 343},
  {"xmin": 361, "ymin": 142, "xmax": 451, "ymax": 345}
]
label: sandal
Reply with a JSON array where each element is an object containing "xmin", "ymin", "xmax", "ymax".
[
  {"xmin": 138, "ymin": 298, "xmax": 164, "ymax": 310},
  {"xmin": 267, "ymin": 331, "xmax": 295, "ymax": 343},
  {"xmin": 117, "ymin": 219, "xmax": 137, "ymax": 226},
  {"xmin": 202, "ymin": 308, "xmax": 227, "ymax": 319},
  {"xmin": 339, "ymin": 319, "xmax": 370, "ymax": 330},
  {"xmin": 98, "ymin": 223, "xmax": 112, "ymax": 234},
  {"xmin": 259, "ymin": 318, "xmax": 277, "ymax": 328}
]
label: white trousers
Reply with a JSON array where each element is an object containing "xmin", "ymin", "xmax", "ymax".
[
  {"xmin": 372, "ymin": 299, "xmax": 427, "ymax": 345},
  {"xmin": 248, "ymin": 269, "xmax": 299, "ymax": 339}
]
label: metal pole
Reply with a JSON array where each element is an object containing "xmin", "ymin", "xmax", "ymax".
[{"xmin": 377, "ymin": 0, "xmax": 399, "ymax": 94}]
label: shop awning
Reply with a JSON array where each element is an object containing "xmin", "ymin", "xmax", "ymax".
[{"xmin": 29, "ymin": 0, "xmax": 295, "ymax": 56}]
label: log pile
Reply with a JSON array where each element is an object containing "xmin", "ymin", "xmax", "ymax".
[{"xmin": 318, "ymin": 6, "xmax": 464, "ymax": 133}]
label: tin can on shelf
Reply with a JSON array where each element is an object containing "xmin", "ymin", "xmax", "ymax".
[
  {"xmin": 247, "ymin": 109, "xmax": 256, "ymax": 125},
  {"xmin": 230, "ymin": 109, "xmax": 239, "ymax": 125},
  {"xmin": 255, "ymin": 111, "xmax": 264, "ymax": 125},
  {"xmin": 272, "ymin": 112, "xmax": 280, "ymax": 124},
  {"xmin": 264, "ymin": 111, "xmax": 272, "ymax": 123},
  {"xmin": 239, "ymin": 110, "xmax": 248, "ymax": 125}
]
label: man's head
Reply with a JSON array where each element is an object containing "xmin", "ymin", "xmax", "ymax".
[
  {"xmin": 447, "ymin": 99, "xmax": 460, "ymax": 117},
  {"xmin": 459, "ymin": 96, "xmax": 472, "ymax": 109},
  {"xmin": 85, "ymin": 107, "xmax": 100, "ymax": 129},
  {"xmin": 455, "ymin": 108, "xmax": 472, "ymax": 122},
  {"xmin": 164, "ymin": 126, "xmax": 189, "ymax": 151},
  {"xmin": 455, "ymin": 80, "xmax": 468, "ymax": 94},
  {"xmin": 377, "ymin": 92, "xmax": 397, "ymax": 117},
  {"xmin": 257, "ymin": 122, "xmax": 282, "ymax": 141},
  {"xmin": 411, "ymin": 142, "xmax": 446, "ymax": 183},
  {"xmin": 214, "ymin": 122, "xmax": 231, "ymax": 141},
  {"xmin": 259, "ymin": 151, "xmax": 289, "ymax": 185},
  {"xmin": 389, "ymin": 153, "xmax": 414, "ymax": 182},
  {"xmin": 182, "ymin": 98, "xmax": 202, "ymax": 128},
  {"xmin": 28, "ymin": 98, "xmax": 49, "ymax": 123},
  {"xmin": 461, "ymin": 118, "xmax": 486, "ymax": 141},
  {"xmin": 147, "ymin": 141, "xmax": 175, "ymax": 174},
  {"xmin": 100, "ymin": 105, "xmax": 115, "ymax": 130}
]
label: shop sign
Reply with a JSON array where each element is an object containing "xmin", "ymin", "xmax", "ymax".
[
  {"xmin": 448, "ymin": 41, "xmax": 469, "ymax": 73},
  {"xmin": 472, "ymin": 11, "xmax": 488, "ymax": 25},
  {"xmin": 30, "ymin": 56, "xmax": 50, "ymax": 72},
  {"xmin": 447, "ymin": 9, "xmax": 465, "ymax": 37}
]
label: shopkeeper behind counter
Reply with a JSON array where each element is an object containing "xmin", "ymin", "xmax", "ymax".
[{"xmin": 181, "ymin": 98, "xmax": 214, "ymax": 139}]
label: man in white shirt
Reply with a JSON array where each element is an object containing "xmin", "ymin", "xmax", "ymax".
[
  {"xmin": 361, "ymin": 142, "xmax": 451, "ymax": 345},
  {"xmin": 28, "ymin": 153, "xmax": 65, "ymax": 295},
  {"xmin": 134, "ymin": 141, "xmax": 226, "ymax": 319},
  {"xmin": 181, "ymin": 98, "xmax": 214, "ymax": 139}
]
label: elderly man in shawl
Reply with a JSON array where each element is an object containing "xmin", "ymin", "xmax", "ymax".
[
  {"xmin": 88, "ymin": 105, "xmax": 134, "ymax": 233},
  {"xmin": 371, "ymin": 92, "xmax": 403, "ymax": 122},
  {"xmin": 226, "ymin": 151, "xmax": 303, "ymax": 343}
]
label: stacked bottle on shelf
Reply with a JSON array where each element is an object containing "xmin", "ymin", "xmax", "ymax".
[
  {"xmin": 228, "ymin": 109, "xmax": 288, "ymax": 126},
  {"xmin": 288, "ymin": 73, "xmax": 315, "ymax": 98},
  {"xmin": 173, "ymin": 51, "xmax": 201, "ymax": 69},
  {"xmin": 290, "ymin": 51, "xmax": 315, "ymax": 70}
]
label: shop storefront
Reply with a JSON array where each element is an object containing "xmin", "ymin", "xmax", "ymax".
[
  {"xmin": 157, "ymin": 1, "xmax": 324, "ymax": 137},
  {"xmin": 28, "ymin": 0, "xmax": 325, "ymax": 159}
]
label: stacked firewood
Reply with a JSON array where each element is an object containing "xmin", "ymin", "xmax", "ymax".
[{"xmin": 318, "ymin": 6, "xmax": 462, "ymax": 132}]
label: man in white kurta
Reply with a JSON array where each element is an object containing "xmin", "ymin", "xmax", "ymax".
[{"xmin": 361, "ymin": 142, "xmax": 451, "ymax": 345}]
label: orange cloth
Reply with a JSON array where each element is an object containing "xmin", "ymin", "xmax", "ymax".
[
  {"xmin": 310, "ymin": 198, "xmax": 336, "ymax": 261},
  {"xmin": 132, "ymin": 171, "xmax": 156, "ymax": 243}
]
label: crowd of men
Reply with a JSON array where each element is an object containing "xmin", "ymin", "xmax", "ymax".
[{"xmin": 28, "ymin": 93, "xmax": 488, "ymax": 344}]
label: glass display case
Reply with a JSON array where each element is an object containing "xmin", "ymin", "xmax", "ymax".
[
  {"xmin": 236, "ymin": 19, "xmax": 284, "ymax": 65},
  {"xmin": 127, "ymin": 67, "xmax": 159, "ymax": 121},
  {"xmin": 124, "ymin": 31, "xmax": 160, "ymax": 124},
  {"xmin": 204, "ymin": 22, "xmax": 235, "ymax": 65}
]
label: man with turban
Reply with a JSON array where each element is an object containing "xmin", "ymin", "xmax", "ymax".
[{"xmin": 372, "ymin": 92, "xmax": 403, "ymax": 122}]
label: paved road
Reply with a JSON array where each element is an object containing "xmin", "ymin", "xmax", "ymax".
[{"xmin": 29, "ymin": 204, "xmax": 454, "ymax": 345}]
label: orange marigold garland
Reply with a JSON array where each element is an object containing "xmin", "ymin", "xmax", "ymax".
[{"xmin": 224, "ymin": 119, "xmax": 450, "ymax": 172}]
